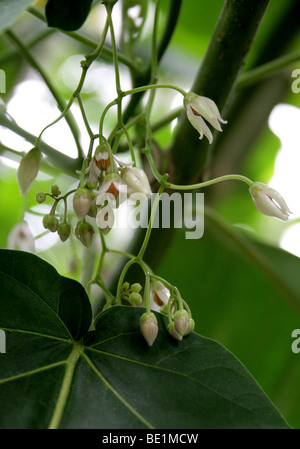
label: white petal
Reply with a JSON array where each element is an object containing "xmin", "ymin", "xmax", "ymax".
[{"xmin": 186, "ymin": 106, "xmax": 213, "ymax": 143}]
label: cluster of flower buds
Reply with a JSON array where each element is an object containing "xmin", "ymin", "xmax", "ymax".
[
  {"xmin": 167, "ymin": 309, "xmax": 195, "ymax": 341},
  {"xmin": 120, "ymin": 282, "xmax": 143, "ymax": 305},
  {"xmin": 83, "ymin": 136, "xmax": 152, "ymax": 236},
  {"xmin": 139, "ymin": 279, "xmax": 195, "ymax": 347},
  {"xmin": 36, "ymin": 184, "xmax": 72, "ymax": 243}
]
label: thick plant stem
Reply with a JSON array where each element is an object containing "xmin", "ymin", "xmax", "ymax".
[{"xmin": 169, "ymin": 0, "xmax": 271, "ymax": 185}]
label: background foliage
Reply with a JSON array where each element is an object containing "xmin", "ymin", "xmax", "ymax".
[{"xmin": 1, "ymin": 0, "xmax": 300, "ymax": 428}]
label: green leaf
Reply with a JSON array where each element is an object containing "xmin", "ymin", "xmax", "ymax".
[
  {"xmin": 0, "ymin": 252, "xmax": 289, "ymax": 429},
  {"xmin": 0, "ymin": 249, "xmax": 92, "ymax": 340},
  {"xmin": 0, "ymin": 0, "xmax": 34, "ymax": 31},
  {"xmin": 45, "ymin": 0, "xmax": 93, "ymax": 32}
]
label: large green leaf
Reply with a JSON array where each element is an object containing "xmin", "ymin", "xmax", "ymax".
[
  {"xmin": 0, "ymin": 0, "xmax": 34, "ymax": 31},
  {"xmin": 157, "ymin": 209, "xmax": 300, "ymax": 428},
  {"xmin": 0, "ymin": 250, "xmax": 289, "ymax": 428}
]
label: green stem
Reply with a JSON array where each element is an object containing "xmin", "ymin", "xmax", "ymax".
[
  {"xmin": 0, "ymin": 113, "xmax": 81, "ymax": 174},
  {"xmin": 123, "ymin": 84, "xmax": 187, "ymax": 98},
  {"xmin": 105, "ymin": 2, "xmax": 123, "ymax": 127},
  {"xmin": 76, "ymin": 94, "xmax": 94, "ymax": 139},
  {"xmin": 237, "ymin": 49, "xmax": 300, "ymax": 89},
  {"xmin": 144, "ymin": 272, "xmax": 151, "ymax": 313},
  {"xmin": 137, "ymin": 179, "xmax": 167, "ymax": 259},
  {"xmin": 166, "ymin": 174, "xmax": 253, "ymax": 191},
  {"xmin": 116, "ymin": 258, "xmax": 137, "ymax": 304}
]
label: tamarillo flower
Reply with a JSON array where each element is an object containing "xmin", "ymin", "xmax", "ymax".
[
  {"xmin": 184, "ymin": 92, "xmax": 227, "ymax": 144},
  {"xmin": 249, "ymin": 182, "xmax": 292, "ymax": 221}
]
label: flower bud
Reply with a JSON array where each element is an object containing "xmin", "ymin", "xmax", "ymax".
[
  {"xmin": 128, "ymin": 292, "xmax": 142, "ymax": 305},
  {"xmin": 183, "ymin": 318, "xmax": 195, "ymax": 336},
  {"xmin": 121, "ymin": 167, "xmax": 151, "ymax": 199},
  {"xmin": 73, "ymin": 188, "xmax": 93, "ymax": 221},
  {"xmin": 96, "ymin": 204, "xmax": 115, "ymax": 235},
  {"xmin": 77, "ymin": 221, "xmax": 94, "ymax": 248},
  {"xmin": 50, "ymin": 184, "xmax": 61, "ymax": 196},
  {"xmin": 17, "ymin": 147, "xmax": 41, "ymax": 195},
  {"xmin": 122, "ymin": 282, "xmax": 130, "ymax": 290},
  {"xmin": 43, "ymin": 214, "xmax": 59, "ymax": 232},
  {"xmin": 35, "ymin": 192, "xmax": 46, "ymax": 204},
  {"xmin": 131, "ymin": 283, "xmax": 142, "ymax": 293},
  {"xmin": 173, "ymin": 310, "xmax": 190, "ymax": 336},
  {"xmin": 139, "ymin": 312, "xmax": 158, "ymax": 346},
  {"xmin": 94, "ymin": 138, "xmax": 111, "ymax": 171},
  {"xmin": 87, "ymin": 204, "xmax": 98, "ymax": 218},
  {"xmin": 57, "ymin": 222, "xmax": 71, "ymax": 242},
  {"xmin": 167, "ymin": 322, "xmax": 182, "ymax": 341}
]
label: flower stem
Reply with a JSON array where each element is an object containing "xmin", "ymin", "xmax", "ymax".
[
  {"xmin": 137, "ymin": 179, "xmax": 168, "ymax": 260},
  {"xmin": 166, "ymin": 174, "xmax": 253, "ymax": 191}
]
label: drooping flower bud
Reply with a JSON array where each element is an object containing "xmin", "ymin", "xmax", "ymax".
[
  {"xmin": 167, "ymin": 322, "xmax": 182, "ymax": 341},
  {"xmin": 76, "ymin": 221, "xmax": 94, "ymax": 248},
  {"xmin": 43, "ymin": 214, "xmax": 59, "ymax": 232},
  {"xmin": 249, "ymin": 182, "xmax": 292, "ymax": 221},
  {"xmin": 73, "ymin": 188, "xmax": 93, "ymax": 221},
  {"xmin": 7, "ymin": 221, "xmax": 35, "ymax": 253},
  {"xmin": 96, "ymin": 203, "xmax": 115, "ymax": 235},
  {"xmin": 17, "ymin": 147, "xmax": 41, "ymax": 195},
  {"xmin": 94, "ymin": 137, "xmax": 111, "ymax": 171},
  {"xmin": 121, "ymin": 167, "xmax": 151, "ymax": 200},
  {"xmin": 139, "ymin": 312, "xmax": 158, "ymax": 346},
  {"xmin": 184, "ymin": 92, "xmax": 227, "ymax": 144},
  {"xmin": 57, "ymin": 223, "xmax": 71, "ymax": 242},
  {"xmin": 173, "ymin": 310, "xmax": 190, "ymax": 337},
  {"xmin": 183, "ymin": 318, "xmax": 195, "ymax": 336}
]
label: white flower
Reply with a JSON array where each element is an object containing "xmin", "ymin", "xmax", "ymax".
[
  {"xmin": 249, "ymin": 182, "xmax": 292, "ymax": 221},
  {"xmin": 7, "ymin": 221, "xmax": 35, "ymax": 253},
  {"xmin": 184, "ymin": 92, "xmax": 227, "ymax": 144},
  {"xmin": 150, "ymin": 280, "xmax": 170, "ymax": 311},
  {"xmin": 97, "ymin": 173, "xmax": 128, "ymax": 208},
  {"xmin": 121, "ymin": 167, "xmax": 151, "ymax": 200}
]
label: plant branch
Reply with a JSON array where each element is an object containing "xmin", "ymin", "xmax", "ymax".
[{"xmin": 0, "ymin": 113, "xmax": 81, "ymax": 175}]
